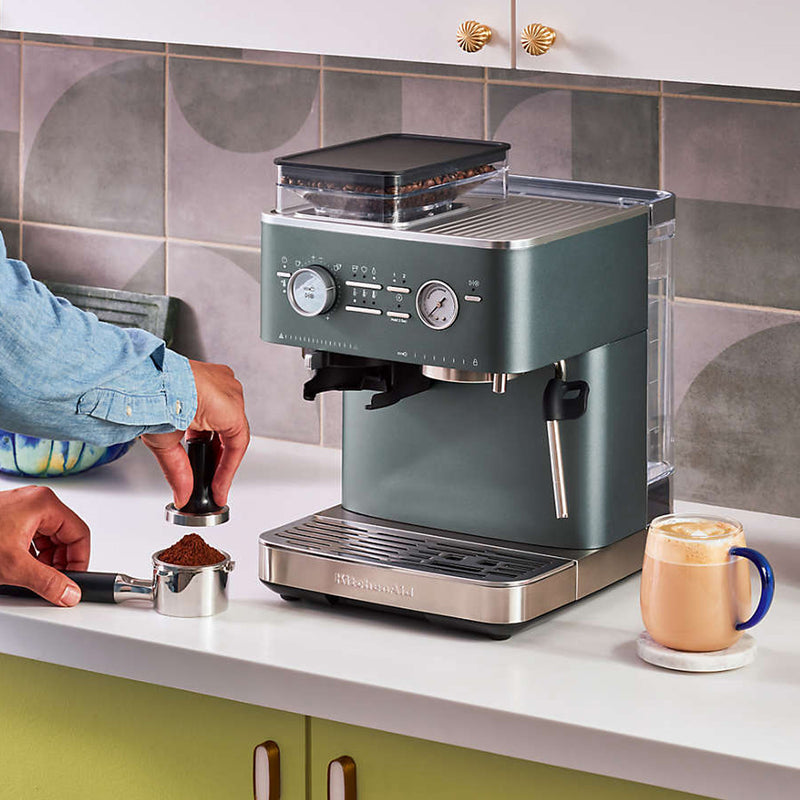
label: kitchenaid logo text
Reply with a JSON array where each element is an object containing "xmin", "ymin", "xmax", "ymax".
[{"xmin": 335, "ymin": 573, "xmax": 415, "ymax": 598}]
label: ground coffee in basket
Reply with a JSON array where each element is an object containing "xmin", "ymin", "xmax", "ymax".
[{"xmin": 159, "ymin": 533, "xmax": 225, "ymax": 567}]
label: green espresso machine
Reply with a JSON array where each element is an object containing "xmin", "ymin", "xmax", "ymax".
[{"xmin": 258, "ymin": 135, "xmax": 675, "ymax": 638}]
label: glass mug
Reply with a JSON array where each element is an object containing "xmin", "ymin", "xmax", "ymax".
[{"xmin": 641, "ymin": 514, "xmax": 775, "ymax": 652}]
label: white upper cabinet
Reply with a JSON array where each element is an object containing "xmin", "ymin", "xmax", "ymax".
[
  {"xmin": 514, "ymin": 0, "xmax": 800, "ymax": 90},
  {"xmin": 1, "ymin": 1, "xmax": 513, "ymax": 68},
  {"xmin": 3, "ymin": 1, "xmax": 799, "ymax": 89}
]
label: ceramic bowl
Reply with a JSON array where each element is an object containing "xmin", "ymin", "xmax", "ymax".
[{"xmin": 0, "ymin": 430, "xmax": 133, "ymax": 477}]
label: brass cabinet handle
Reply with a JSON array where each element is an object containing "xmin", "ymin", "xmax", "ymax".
[
  {"xmin": 521, "ymin": 23, "xmax": 557, "ymax": 56},
  {"xmin": 253, "ymin": 741, "xmax": 280, "ymax": 800},
  {"xmin": 457, "ymin": 20, "xmax": 492, "ymax": 52},
  {"xmin": 328, "ymin": 755, "xmax": 357, "ymax": 800}
]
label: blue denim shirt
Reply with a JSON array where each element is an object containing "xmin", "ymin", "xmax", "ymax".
[{"xmin": 0, "ymin": 233, "xmax": 197, "ymax": 446}]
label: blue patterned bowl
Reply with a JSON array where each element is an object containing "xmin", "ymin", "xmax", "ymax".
[{"xmin": 0, "ymin": 430, "xmax": 134, "ymax": 477}]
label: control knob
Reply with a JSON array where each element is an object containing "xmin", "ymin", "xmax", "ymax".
[{"xmin": 287, "ymin": 265, "xmax": 337, "ymax": 317}]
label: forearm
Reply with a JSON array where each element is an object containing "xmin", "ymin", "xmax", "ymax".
[{"xmin": 0, "ymin": 257, "xmax": 197, "ymax": 446}]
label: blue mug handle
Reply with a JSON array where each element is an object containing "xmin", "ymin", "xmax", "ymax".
[{"xmin": 729, "ymin": 547, "xmax": 775, "ymax": 630}]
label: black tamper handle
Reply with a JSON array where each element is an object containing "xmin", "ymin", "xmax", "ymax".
[{"xmin": 180, "ymin": 431, "xmax": 223, "ymax": 514}]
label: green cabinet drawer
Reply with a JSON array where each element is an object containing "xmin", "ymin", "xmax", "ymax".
[
  {"xmin": 0, "ymin": 654, "xmax": 305, "ymax": 800},
  {"xmin": 309, "ymin": 718, "xmax": 711, "ymax": 800}
]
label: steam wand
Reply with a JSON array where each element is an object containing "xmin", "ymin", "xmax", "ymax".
[{"xmin": 543, "ymin": 361, "xmax": 589, "ymax": 519}]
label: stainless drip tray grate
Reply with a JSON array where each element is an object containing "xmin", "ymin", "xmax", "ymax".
[{"xmin": 261, "ymin": 514, "xmax": 569, "ymax": 583}]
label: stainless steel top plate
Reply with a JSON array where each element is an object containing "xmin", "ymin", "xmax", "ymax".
[
  {"xmin": 260, "ymin": 514, "xmax": 570, "ymax": 584},
  {"xmin": 263, "ymin": 173, "xmax": 672, "ymax": 249}
]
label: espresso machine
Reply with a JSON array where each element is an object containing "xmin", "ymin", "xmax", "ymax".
[{"xmin": 258, "ymin": 134, "xmax": 675, "ymax": 637}]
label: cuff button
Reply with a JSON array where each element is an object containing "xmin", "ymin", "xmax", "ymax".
[{"xmin": 125, "ymin": 405, "xmax": 133, "ymax": 417}]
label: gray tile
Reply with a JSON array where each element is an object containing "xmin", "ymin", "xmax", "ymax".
[
  {"xmin": 571, "ymin": 92, "xmax": 659, "ymax": 188},
  {"xmin": 0, "ymin": 43, "xmax": 20, "ymax": 219},
  {"xmin": 0, "ymin": 222, "xmax": 20, "ymax": 259},
  {"xmin": 322, "ymin": 71, "xmax": 401, "ymax": 145},
  {"xmin": 400, "ymin": 77, "xmax": 483, "ymax": 139},
  {"xmin": 324, "ymin": 55, "xmax": 482, "ymax": 80},
  {"xmin": 0, "ymin": 31, "xmax": 20, "ymax": 41},
  {"xmin": 168, "ymin": 243, "xmax": 320, "ymax": 442},
  {"xmin": 490, "ymin": 68, "xmax": 658, "ymax": 93},
  {"xmin": 489, "ymin": 85, "xmax": 658, "ymax": 186},
  {"xmin": 25, "ymin": 33, "xmax": 164, "ymax": 51},
  {"xmin": 673, "ymin": 300, "xmax": 798, "ymax": 409},
  {"xmin": 321, "ymin": 393, "xmax": 342, "ymax": 448},
  {"xmin": 675, "ymin": 199, "xmax": 800, "ymax": 310},
  {"xmin": 168, "ymin": 59, "xmax": 320, "ymax": 246},
  {"xmin": 675, "ymin": 318, "xmax": 800, "ymax": 516},
  {"xmin": 664, "ymin": 81, "xmax": 800, "ymax": 105},
  {"xmin": 22, "ymin": 226, "xmax": 165, "ymax": 293},
  {"xmin": 663, "ymin": 97, "xmax": 800, "ymax": 208},
  {"xmin": 170, "ymin": 44, "xmax": 318, "ymax": 66},
  {"xmin": 23, "ymin": 47, "xmax": 165, "ymax": 234},
  {"xmin": 322, "ymin": 72, "xmax": 483, "ymax": 147},
  {"xmin": 488, "ymin": 85, "xmax": 572, "ymax": 177}
]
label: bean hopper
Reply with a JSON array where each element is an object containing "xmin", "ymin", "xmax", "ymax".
[{"xmin": 258, "ymin": 134, "xmax": 675, "ymax": 638}]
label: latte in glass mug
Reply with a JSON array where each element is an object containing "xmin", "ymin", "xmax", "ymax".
[{"xmin": 640, "ymin": 514, "xmax": 774, "ymax": 652}]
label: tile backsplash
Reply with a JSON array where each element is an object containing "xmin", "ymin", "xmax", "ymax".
[{"xmin": 0, "ymin": 35, "xmax": 798, "ymax": 516}]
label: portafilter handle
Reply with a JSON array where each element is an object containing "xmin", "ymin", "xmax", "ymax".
[
  {"xmin": 64, "ymin": 572, "xmax": 154, "ymax": 604},
  {"xmin": 0, "ymin": 572, "xmax": 153, "ymax": 604},
  {"xmin": 543, "ymin": 365, "xmax": 589, "ymax": 520}
]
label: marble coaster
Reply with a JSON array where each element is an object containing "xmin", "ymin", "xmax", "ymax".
[{"xmin": 636, "ymin": 631, "xmax": 757, "ymax": 672}]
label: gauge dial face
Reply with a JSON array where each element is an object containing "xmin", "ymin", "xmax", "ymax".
[
  {"xmin": 416, "ymin": 280, "xmax": 459, "ymax": 330},
  {"xmin": 287, "ymin": 266, "xmax": 336, "ymax": 317}
]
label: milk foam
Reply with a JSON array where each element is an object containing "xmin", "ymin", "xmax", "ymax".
[{"xmin": 646, "ymin": 518, "xmax": 745, "ymax": 565}]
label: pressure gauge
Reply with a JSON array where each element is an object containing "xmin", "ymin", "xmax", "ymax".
[
  {"xmin": 416, "ymin": 280, "xmax": 459, "ymax": 330},
  {"xmin": 287, "ymin": 266, "xmax": 337, "ymax": 317}
]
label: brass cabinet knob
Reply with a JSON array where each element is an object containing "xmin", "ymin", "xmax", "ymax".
[
  {"xmin": 253, "ymin": 741, "xmax": 280, "ymax": 800},
  {"xmin": 457, "ymin": 20, "xmax": 492, "ymax": 53},
  {"xmin": 328, "ymin": 756, "xmax": 357, "ymax": 800},
  {"xmin": 521, "ymin": 23, "xmax": 557, "ymax": 56}
]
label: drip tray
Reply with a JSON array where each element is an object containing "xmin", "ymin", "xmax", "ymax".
[{"xmin": 258, "ymin": 507, "xmax": 588, "ymax": 635}]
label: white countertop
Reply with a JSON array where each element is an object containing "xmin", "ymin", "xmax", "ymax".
[{"xmin": 0, "ymin": 437, "xmax": 798, "ymax": 799}]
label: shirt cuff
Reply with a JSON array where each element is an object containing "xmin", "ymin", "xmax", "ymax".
[
  {"xmin": 160, "ymin": 348, "xmax": 197, "ymax": 431},
  {"xmin": 75, "ymin": 347, "xmax": 197, "ymax": 432}
]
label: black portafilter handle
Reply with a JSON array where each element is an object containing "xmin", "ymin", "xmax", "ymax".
[
  {"xmin": 0, "ymin": 572, "xmax": 118, "ymax": 603},
  {"xmin": 181, "ymin": 431, "xmax": 222, "ymax": 515},
  {"xmin": 65, "ymin": 572, "xmax": 118, "ymax": 603}
]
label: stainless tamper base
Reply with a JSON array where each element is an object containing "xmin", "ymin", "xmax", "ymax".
[{"xmin": 164, "ymin": 503, "xmax": 230, "ymax": 527}]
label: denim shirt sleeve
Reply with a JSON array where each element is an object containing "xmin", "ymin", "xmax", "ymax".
[{"xmin": 0, "ymin": 237, "xmax": 197, "ymax": 446}]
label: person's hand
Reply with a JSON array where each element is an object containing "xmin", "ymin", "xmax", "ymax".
[
  {"xmin": 0, "ymin": 486, "xmax": 90, "ymax": 606},
  {"xmin": 141, "ymin": 360, "xmax": 249, "ymax": 508}
]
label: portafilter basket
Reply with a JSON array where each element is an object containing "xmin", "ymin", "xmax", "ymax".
[{"xmin": 151, "ymin": 549, "xmax": 235, "ymax": 617}]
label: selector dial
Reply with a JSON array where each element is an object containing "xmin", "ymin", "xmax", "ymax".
[
  {"xmin": 287, "ymin": 265, "xmax": 337, "ymax": 317},
  {"xmin": 416, "ymin": 280, "xmax": 459, "ymax": 330}
]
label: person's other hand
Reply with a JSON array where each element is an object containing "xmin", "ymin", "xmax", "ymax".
[
  {"xmin": 0, "ymin": 486, "xmax": 90, "ymax": 606},
  {"xmin": 142, "ymin": 360, "xmax": 249, "ymax": 508}
]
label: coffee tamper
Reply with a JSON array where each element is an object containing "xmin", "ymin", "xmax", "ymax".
[{"xmin": 165, "ymin": 431, "xmax": 230, "ymax": 526}]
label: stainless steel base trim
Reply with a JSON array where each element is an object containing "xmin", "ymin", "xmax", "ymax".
[{"xmin": 258, "ymin": 507, "xmax": 646, "ymax": 626}]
